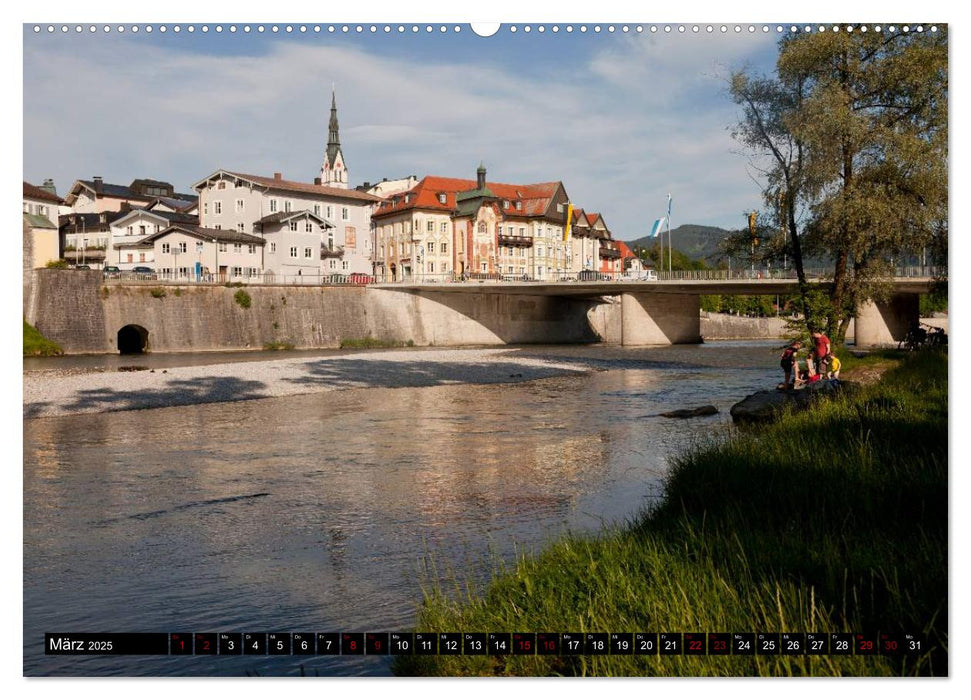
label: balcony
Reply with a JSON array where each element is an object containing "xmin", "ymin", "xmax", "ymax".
[
  {"xmin": 63, "ymin": 247, "xmax": 106, "ymax": 261},
  {"xmin": 599, "ymin": 246, "xmax": 621, "ymax": 259},
  {"xmin": 498, "ymin": 234, "xmax": 533, "ymax": 248},
  {"xmin": 320, "ymin": 244, "xmax": 345, "ymax": 259}
]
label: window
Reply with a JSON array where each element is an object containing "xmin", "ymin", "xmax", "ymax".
[
  {"xmin": 179, "ymin": 242, "xmax": 187, "ymax": 253},
  {"xmin": 427, "ymin": 220, "xmax": 434, "ymax": 232},
  {"xmin": 139, "ymin": 253, "xmax": 145, "ymax": 262},
  {"xmin": 234, "ymin": 243, "xmax": 242, "ymax": 253},
  {"xmin": 218, "ymin": 242, "xmax": 228, "ymax": 252},
  {"xmin": 203, "ymin": 202, "xmax": 209, "ymax": 215},
  {"xmin": 305, "ymin": 221, "xmax": 313, "ymax": 232},
  {"xmin": 284, "ymin": 200, "xmax": 292, "ymax": 213},
  {"xmin": 269, "ymin": 199, "xmax": 278, "ymax": 213},
  {"xmin": 342, "ymin": 261, "xmax": 349, "ymax": 270},
  {"xmin": 197, "ymin": 242, "xmax": 204, "ymax": 253},
  {"xmin": 238, "ymin": 223, "xmax": 246, "ymax": 233},
  {"xmin": 232, "ymin": 266, "xmax": 242, "ymax": 277},
  {"xmin": 515, "ymin": 201, "xmax": 522, "ymax": 210},
  {"xmin": 304, "ymin": 247, "xmax": 313, "ymax": 259},
  {"xmin": 438, "ymin": 193, "xmax": 447, "ymax": 204},
  {"xmin": 441, "ymin": 243, "xmax": 448, "ymax": 254},
  {"xmin": 342, "ymin": 207, "xmax": 349, "ymax": 221},
  {"xmin": 314, "ymin": 204, "xmax": 320, "ymax": 216},
  {"xmin": 428, "ymin": 262, "xmax": 435, "ymax": 273},
  {"xmin": 290, "ymin": 246, "xmax": 298, "ymax": 258},
  {"xmin": 127, "ymin": 254, "xmax": 134, "ymax": 263},
  {"xmin": 270, "ymin": 242, "xmax": 276, "ymax": 253},
  {"xmin": 427, "ymin": 242, "xmax": 435, "ymax": 254},
  {"xmin": 442, "ymin": 262, "xmax": 448, "ymax": 272},
  {"xmin": 441, "ymin": 222, "xmax": 447, "ymax": 233},
  {"xmin": 161, "ymin": 243, "xmax": 170, "ymax": 254},
  {"xmin": 217, "ymin": 181, "xmax": 227, "ymax": 190},
  {"xmin": 214, "ymin": 201, "xmax": 222, "ymax": 215},
  {"xmin": 519, "ymin": 227, "xmax": 525, "ymax": 236},
  {"xmin": 127, "ymin": 225, "xmax": 133, "ymax": 236},
  {"xmin": 326, "ymin": 205, "xmax": 333, "ymax": 219},
  {"xmin": 481, "ymin": 262, "xmax": 487, "ymax": 272},
  {"xmin": 235, "ymin": 199, "xmax": 244, "ymax": 213},
  {"xmin": 538, "ymin": 246, "xmax": 544, "ymax": 257},
  {"xmin": 289, "ymin": 221, "xmax": 298, "ymax": 232},
  {"xmin": 248, "ymin": 245, "xmax": 256, "ymax": 254},
  {"xmin": 502, "ymin": 200, "xmax": 509, "ymax": 209},
  {"xmin": 154, "ymin": 225, "xmax": 160, "ymax": 233},
  {"xmin": 556, "ymin": 203, "xmax": 564, "ymax": 213},
  {"xmin": 329, "ymin": 260, "xmax": 336, "ymax": 270}
]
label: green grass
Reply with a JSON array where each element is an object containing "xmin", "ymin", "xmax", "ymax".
[
  {"xmin": 339, "ymin": 337, "xmax": 414, "ymax": 349},
  {"xmin": 23, "ymin": 319, "xmax": 63, "ymax": 356},
  {"xmin": 394, "ymin": 351, "xmax": 947, "ymax": 677}
]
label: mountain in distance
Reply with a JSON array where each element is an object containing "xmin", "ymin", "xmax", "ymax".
[{"xmin": 625, "ymin": 224, "xmax": 731, "ymax": 265}]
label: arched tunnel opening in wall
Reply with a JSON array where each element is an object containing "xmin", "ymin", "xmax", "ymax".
[{"xmin": 117, "ymin": 325, "xmax": 149, "ymax": 354}]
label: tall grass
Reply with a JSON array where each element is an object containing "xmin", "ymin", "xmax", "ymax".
[
  {"xmin": 393, "ymin": 351, "xmax": 947, "ymax": 677},
  {"xmin": 23, "ymin": 319, "xmax": 62, "ymax": 356}
]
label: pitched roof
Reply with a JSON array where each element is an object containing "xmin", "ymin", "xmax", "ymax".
[
  {"xmin": 110, "ymin": 208, "xmax": 199, "ymax": 227},
  {"xmin": 59, "ymin": 211, "xmax": 127, "ymax": 230},
  {"xmin": 372, "ymin": 175, "xmax": 561, "ymax": 220},
  {"xmin": 23, "ymin": 212, "xmax": 57, "ymax": 229},
  {"xmin": 256, "ymin": 210, "xmax": 334, "ymax": 227},
  {"xmin": 197, "ymin": 170, "xmax": 382, "ymax": 203},
  {"xmin": 147, "ymin": 196, "xmax": 198, "ymax": 211},
  {"xmin": 141, "ymin": 224, "xmax": 266, "ymax": 246},
  {"xmin": 615, "ymin": 240, "xmax": 637, "ymax": 259},
  {"xmin": 23, "ymin": 181, "xmax": 64, "ymax": 204}
]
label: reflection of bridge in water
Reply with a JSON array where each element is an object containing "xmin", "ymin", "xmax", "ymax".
[{"xmin": 374, "ymin": 270, "xmax": 939, "ymax": 348}]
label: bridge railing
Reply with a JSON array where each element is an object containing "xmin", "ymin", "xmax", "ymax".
[{"xmin": 101, "ymin": 266, "xmax": 941, "ymax": 287}]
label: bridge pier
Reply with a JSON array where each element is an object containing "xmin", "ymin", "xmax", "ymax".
[
  {"xmin": 619, "ymin": 293, "xmax": 702, "ymax": 346},
  {"xmin": 854, "ymin": 293, "xmax": 920, "ymax": 347}
]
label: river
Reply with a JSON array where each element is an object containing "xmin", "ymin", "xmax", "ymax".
[{"xmin": 23, "ymin": 342, "xmax": 780, "ymax": 676}]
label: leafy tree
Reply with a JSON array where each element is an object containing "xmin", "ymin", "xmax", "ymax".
[{"xmin": 731, "ymin": 28, "xmax": 947, "ymax": 342}]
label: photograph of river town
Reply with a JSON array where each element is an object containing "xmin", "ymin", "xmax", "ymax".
[{"xmin": 22, "ymin": 19, "xmax": 949, "ymax": 679}]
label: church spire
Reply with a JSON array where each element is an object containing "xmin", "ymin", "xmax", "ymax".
[{"xmin": 320, "ymin": 87, "xmax": 348, "ymax": 188}]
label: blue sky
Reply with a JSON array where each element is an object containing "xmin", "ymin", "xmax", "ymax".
[{"xmin": 24, "ymin": 23, "xmax": 782, "ymax": 237}]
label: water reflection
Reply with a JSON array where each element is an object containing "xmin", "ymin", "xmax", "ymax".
[{"xmin": 24, "ymin": 344, "xmax": 778, "ymax": 676}]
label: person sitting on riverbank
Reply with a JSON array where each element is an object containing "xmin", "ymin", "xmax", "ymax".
[
  {"xmin": 780, "ymin": 340, "xmax": 802, "ymax": 389},
  {"xmin": 795, "ymin": 355, "xmax": 822, "ymax": 387}
]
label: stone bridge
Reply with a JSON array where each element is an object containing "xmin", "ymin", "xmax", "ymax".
[{"xmin": 24, "ymin": 270, "xmax": 937, "ymax": 353}]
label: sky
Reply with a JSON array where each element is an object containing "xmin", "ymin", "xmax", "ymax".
[{"xmin": 23, "ymin": 23, "xmax": 781, "ymax": 238}]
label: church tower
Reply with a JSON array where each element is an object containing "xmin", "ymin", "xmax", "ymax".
[{"xmin": 319, "ymin": 89, "xmax": 348, "ymax": 188}]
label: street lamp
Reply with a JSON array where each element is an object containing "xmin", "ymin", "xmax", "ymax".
[
  {"xmin": 172, "ymin": 245, "xmax": 180, "ymax": 281},
  {"xmin": 213, "ymin": 238, "xmax": 218, "ymax": 283}
]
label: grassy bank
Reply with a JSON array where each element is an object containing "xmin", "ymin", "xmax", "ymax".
[
  {"xmin": 339, "ymin": 337, "xmax": 414, "ymax": 349},
  {"xmin": 23, "ymin": 319, "xmax": 63, "ymax": 357},
  {"xmin": 394, "ymin": 350, "xmax": 947, "ymax": 676}
]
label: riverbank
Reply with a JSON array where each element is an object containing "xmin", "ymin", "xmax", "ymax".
[
  {"xmin": 22, "ymin": 347, "xmax": 612, "ymax": 419},
  {"xmin": 393, "ymin": 350, "xmax": 948, "ymax": 677}
]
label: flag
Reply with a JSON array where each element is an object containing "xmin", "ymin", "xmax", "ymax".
[
  {"xmin": 650, "ymin": 217, "xmax": 666, "ymax": 238},
  {"xmin": 564, "ymin": 203, "xmax": 573, "ymax": 242},
  {"xmin": 667, "ymin": 194, "xmax": 672, "ymax": 220}
]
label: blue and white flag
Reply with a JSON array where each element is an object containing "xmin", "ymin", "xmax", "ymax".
[
  {"xmin": 667, "ymin": 193, "xmax": 673, "ymax": 219},
  {"xmin": 650, "ymin": 217, "xmax": 666, "ymax": 238}
]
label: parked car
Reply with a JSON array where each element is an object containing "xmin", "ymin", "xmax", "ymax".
[
  {"xmin": 131, "ymin": 266, "xmax": 154, "ymax": 274},
  {"xmin": 75, "ymin": 264, "xmax": 91, "ymax": 270},
  {"xmin": 621, "ymin": 270, "xmax": 658, "ymax": 281},
  {"xmin": 102, "ymin": 265, "xmax": 120, "ymax": 277}
]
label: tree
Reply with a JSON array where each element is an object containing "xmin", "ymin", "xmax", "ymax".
[{"xmin": 731, "ymin": 28, "xmax": 947, "ymax": 343}]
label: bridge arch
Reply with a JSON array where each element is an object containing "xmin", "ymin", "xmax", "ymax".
[{"xmin": 117, "ymin": 324, "xmax": 149, "ymax": 354}]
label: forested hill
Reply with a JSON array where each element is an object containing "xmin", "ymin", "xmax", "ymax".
[{"xmin": 625, "ymin": 225, "xmax": 730, "ymax": 265}]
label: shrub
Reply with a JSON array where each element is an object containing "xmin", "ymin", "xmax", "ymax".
[
  {"xmin": 234, "ymin": 289, "xmax": 252, "ymax": 308},
  {"xmin": 45, "ymin": 259, "xmax": 69, "ymax": 269},
  {"xmin": 149, "ymin": 287, "xmax": 166, "ymax": 299}
]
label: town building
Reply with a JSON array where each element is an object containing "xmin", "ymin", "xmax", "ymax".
[
  {"xmin": 109, "ymin": 207, "xmax": 199, "ymax": 269},
  {"xmin": 59, "ymin": 211, "xmax": 125, "ymax": 268},
  {"xmin": 63, "ymin": 177, "xmax": 197, "ymax": 214},
  {"xmin": 140, "ymin": 224, "xmax": 265, "ymax": 281},
  {"xmin": 371, "ymin": 164, "xmax": 618, "ymax": 281},
  {"xmin": 23, "ymin": 181, "xmax": 64, "ymax": 269},
  {"xmin": 357, "ymin": 176, "xmax": 419, "ymax": 198},
  {"xmin": 192, "ymin": 169, "xmax": 381, "ymax": 278}
]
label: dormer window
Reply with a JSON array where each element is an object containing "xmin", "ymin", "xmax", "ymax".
[
  {"xmin": 502, "ymin": 200, "xmax": 509, "ymax": 209},
  {"xmin": 405, "ymin": 194, "xmax": 411, "ymax": 204},
  {"xmin": 515, "ymin": 201, "xmax": 522, "ymax": 211},
  {"xmin": 438, "ymin": 193, "xmax": 447, "ymax": 204}
]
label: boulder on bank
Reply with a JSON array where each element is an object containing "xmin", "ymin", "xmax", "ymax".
[
  {"xmin": 730, "ymin": 380, "xmax": 855, "ymax": 424},
  {"xmin": 659, "ymin": 405, "xmax": 719, "ymax": 419}
]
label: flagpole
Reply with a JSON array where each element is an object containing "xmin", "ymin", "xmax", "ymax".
[{"xmin": 666, "ymin": 194, "xmax": 672, "ymax": 275}]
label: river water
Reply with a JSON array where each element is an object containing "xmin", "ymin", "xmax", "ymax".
[{"xmin": 23, "ymin": 342, "xmax": 780, "ymax": 676}]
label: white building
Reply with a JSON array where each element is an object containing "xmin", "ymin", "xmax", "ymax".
[
  {"xmin": 142, "ymin": 224, "xmax": 265, "ymax": 281},
  {"xmin": 192, "ymin": 169, "xmax": 381, "ymax": 277},
  {"xmin": 109, "ymin": 208, "xmax": 199, "ymax": 270}
]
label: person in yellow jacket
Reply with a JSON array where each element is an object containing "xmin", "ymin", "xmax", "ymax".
[{"xmin": 826, "ymin": 354, "xmax": 841, "ymax": 379}]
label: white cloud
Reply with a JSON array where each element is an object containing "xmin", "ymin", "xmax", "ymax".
[{"xmin": 24, "ymin": 31, "xmax": 778, "ymax": 235}]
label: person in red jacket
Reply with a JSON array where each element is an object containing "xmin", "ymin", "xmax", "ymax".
[{"xmin": 811, "ymin": 330, "xmax": 831, "ymax": 375}]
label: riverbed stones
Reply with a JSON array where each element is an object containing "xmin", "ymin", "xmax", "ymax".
[{"xmin": 730, "ymin": 380, "xmax": 852, "ymax": 424}]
